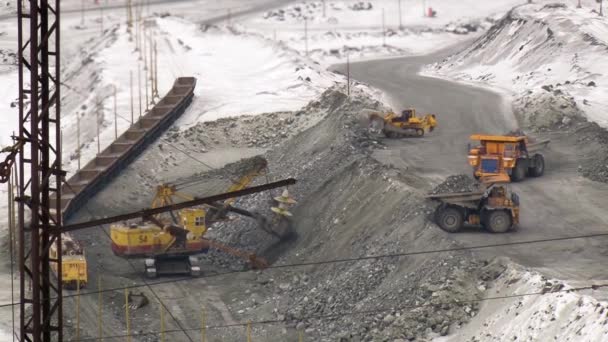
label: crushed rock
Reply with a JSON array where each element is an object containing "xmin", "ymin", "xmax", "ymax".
[
  {"xmin": 430, "ymin": 175, "xmax": 480, "ymax": 194},
  {"xmin": 190, "ymin": 87, "xmax": 501, "ymax": 340},
  {"xmin": 574, "ymin": 122, "xmax": 608, "ymax": 184},
  {"xmin": 513, "ymin": 88, "xmax": 586, "ymax": 131}
]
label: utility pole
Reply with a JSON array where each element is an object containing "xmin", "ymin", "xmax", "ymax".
[
  {"xmin": 135, "ymin": 5, "xmax": 140, "ymax": 51},
  {"xmin": 81, "ymin": 0, "xmax": 85, "ymax": 25},
  {"xmin": 422, "ymin": 0, "xmax": 426, "ymax": 17},
  {"xmin": 96, "ymin": 102, "xmax": 101, "ymax": 154},
  {"xmin": 304, "ymin": 17, "xmax": 308, "ymax": 56},
  {"xmin": 154, "ymin": 41, "xmax": 159, "ymax": 99},
  {"xmin": 346, "ymin": 53, "xmax": 350, "ymax": 96},
  {"xmin": 577, "ymin": 0, "xmax": 582, "ymax": 8},
  {"xmin": 600, "ymin": 0, "xmax": 604, "ymax": 16},
  {"xmin": 138, "ymin": 62, "xmax": 143, "ymax": 119},
  {"xmin": 322, "ymin": 0, "xmax": 326, "ymax": 17},
  {"xmin": 77, "ymin": 114, "xmax": 81, "ymax": 170},
  {"xmin": 100, "ymin": 1, "xmax": 104, "ymax": 34},
  {"xmin": 382, "ymin": 8, "xmax": 386, "ymax": 46},
  {"xmin": 113, "ymin": 85, "xmax": 118, "ymax": 139},
  {"xmin": 398, "ymin": 0, "xmax": 403, "ymax": 30},
  {"xmin": 130, "ymin": 70, "xmax": 134, "ymax": 125},
  {"xmin": 127, "ymin": 0, "xmax": 133, "ymax": 35},
  {"xmin": 17, "ymin": 0, "xmax": 63, "ymax": 339},
  {"xmin": 143, "ymin": 23, "xmax": 148, "ymax": 70},
  {"xmin": 144, "ymin": 32, "xmax": 149, "ymax": 111},
  {"xmin": 151, "ymin": 37, "xmax": 156, "ymax": 102}
]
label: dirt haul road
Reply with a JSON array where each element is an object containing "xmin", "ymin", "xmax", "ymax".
[{"xmin": 333, "ymin": 50, "xmax": 608, "ymax": 299}]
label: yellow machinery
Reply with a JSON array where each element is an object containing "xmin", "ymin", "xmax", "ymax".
[
  {"xmin": 368, "ymin": 108, "xmax": 437, "ymax": 137},
  {"xmin": 110, "ymin": 156, "xmax": 296, "ymax": 278},
  {"xmin": 468, "ymin": 134, "xmax": 550, "ymax": 182},
  {"xmin": 428, "ymin": 179, "xmax": 520, "ymax": 233},
  {"xmin": 50, "ymin": 234, "xmax": 87, "ymax": 289}
]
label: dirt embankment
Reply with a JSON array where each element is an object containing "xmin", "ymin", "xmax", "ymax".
[
  {"xmin": 187, "ymin": 88, "xmax": 510, "ymax": 341},
  {"xmin": 63, "ymin": 86, "xmax": 515, "ymax": 342},
  {"xmin": 512, "ymin": 94, "xmax": 608, "ymax": 184}
]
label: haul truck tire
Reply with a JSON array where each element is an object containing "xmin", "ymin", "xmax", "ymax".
[
  {"xmin": 528, "ymin": 154, "xmax": 545, "ymax": 177},
  {"xmin": 483, "ymin": 210, "xmax": 512, "ymax": 233},
  {"xmin": 511, "ymin": 159, "xmax": 527, "ymax": 182},
  {"xmin": 435, "ymin": 206, "xmax": 464, "ymax": 233}
]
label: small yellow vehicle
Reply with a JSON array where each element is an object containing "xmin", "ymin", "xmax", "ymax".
[
  {"xmin": 50, "ymin": 234, "xmax": 87, "ymax": 289},
  {"xmin": 368, "ymin": 108, "xmax": 437, "ymax": 138}
]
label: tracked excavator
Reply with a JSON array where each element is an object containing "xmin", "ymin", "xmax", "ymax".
[
  {"xmin": 367, "ymin": 108, "xmax": 437, "ymax": 137},
  {"xmin": 109, "ymin": 156, "xmax": 297, "ymax": 278}
]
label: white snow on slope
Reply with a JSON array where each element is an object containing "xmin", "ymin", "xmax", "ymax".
[
  {"xmin": 155, "ymin": 18, "xmax": 341, "ymax": 126},
  {"xmin": 241, "ymin": 0, "xmax": 526, "ymax": 65},
  {"xmin": 0, "ymin": 11, "xmax": 343, "ymax": 333},
  {"xmin": 59, "ymin": 14, "xmax": 342, "ymax": 179},
  {"xmin": 436, "ymin": 264, "xmax": 608, "ymax": 342},
  {"xmin": 424, "ymin": 1, "xmax": 608, "ymax": 127}
]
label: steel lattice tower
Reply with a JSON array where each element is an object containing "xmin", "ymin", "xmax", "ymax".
[{"xmin": 17, "ymin": 0, "xmax": 63, "ymax": 340}]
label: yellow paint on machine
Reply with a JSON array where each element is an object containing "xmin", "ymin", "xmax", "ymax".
[
  {"xmin": 50, "ymin": 234, "xmax": 88, "ymax": 288},
  {"xmin": 110, "ymin": 208, "xmax": 208, "ymax": 255}
]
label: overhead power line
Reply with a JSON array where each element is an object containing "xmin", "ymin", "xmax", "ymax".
[{"xmin": 2, "ymin": 230, "xmax": 608, "ymax": 310}]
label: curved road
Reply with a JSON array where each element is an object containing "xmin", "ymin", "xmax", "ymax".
[{"xmin": 334, "ymin": 50, "xmax": 608, "ymax": 298}]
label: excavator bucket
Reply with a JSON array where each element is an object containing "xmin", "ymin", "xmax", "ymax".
[{"xmin": 253, "ymin": 212, "xmax": 295, "ymax": 241}]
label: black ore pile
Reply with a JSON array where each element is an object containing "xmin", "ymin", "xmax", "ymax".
[{"xmin": 430, "ymin": 174, "xmax": 480, "ymax": 194}]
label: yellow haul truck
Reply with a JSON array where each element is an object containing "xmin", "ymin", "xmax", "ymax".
[{"xmin": 468, "ymin": 134, "xmax": 550, "ymax": 182}]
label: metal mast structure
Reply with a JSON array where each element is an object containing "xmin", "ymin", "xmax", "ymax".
[{"xmin": 17, "ymin": 0, "xmax": 63, "ymax": 340}]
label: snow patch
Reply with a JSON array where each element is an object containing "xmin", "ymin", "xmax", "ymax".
[
  {"xmin": 425, "ymin": 1, "xmax": 608, "ymax": 128},
  {"xmin": 437, "ymin": 263, "xmax": 608, "ymax": 341}
]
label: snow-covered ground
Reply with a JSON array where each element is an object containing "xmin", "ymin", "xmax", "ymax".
[
  {"xmin": 0, "ymin": 1, "xmax": 340, "ymax": 335},
  {"xmin": 60, "ymin": 15, "xmax": 341, "ymax": 177},
  {"xmin": 2, "ymin": 0, "xmax": 607, "ymax": 339},
  {"xmin": 424, "ymin": 0, "xmax": 608, "ymax": 128},
  {"xmin": 436, "ymin": 263, "xmax": 608, "ymax": 342},
  {"xmin": 239, "ymin": 0, "xmax": 526, "ymax": 66}
]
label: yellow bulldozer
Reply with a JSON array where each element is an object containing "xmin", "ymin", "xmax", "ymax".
[{"xmin": 368, "ymin": 108, "xmax": 437, "ymax": 138}]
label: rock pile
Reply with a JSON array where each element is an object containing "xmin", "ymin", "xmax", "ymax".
[
  {"xmin": 575, "ymin": 122, "xmax": 608, "ymax": 184},
  {"xmin": 513, "ymin": 87, "xmax": 586, "ymax": 131},
  {"xmin": 430, "ymin": 175, "xmax": 480, "ymax": 194}
]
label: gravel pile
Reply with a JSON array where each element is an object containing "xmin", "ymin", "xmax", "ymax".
[
  {"xmin": 575, "ymin": 122, "xmax": 608, "ymax": 184},
  {"xmin": 185, "ymin": 87, "xmax": 508, "ymax": 341},
  {"xmin": 430, "ymin": 175, "xmax": 480, "ymax": 194},
  {"xmin": 513, "ymin": 87, "xmax": 586, "ymax": 131}
]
